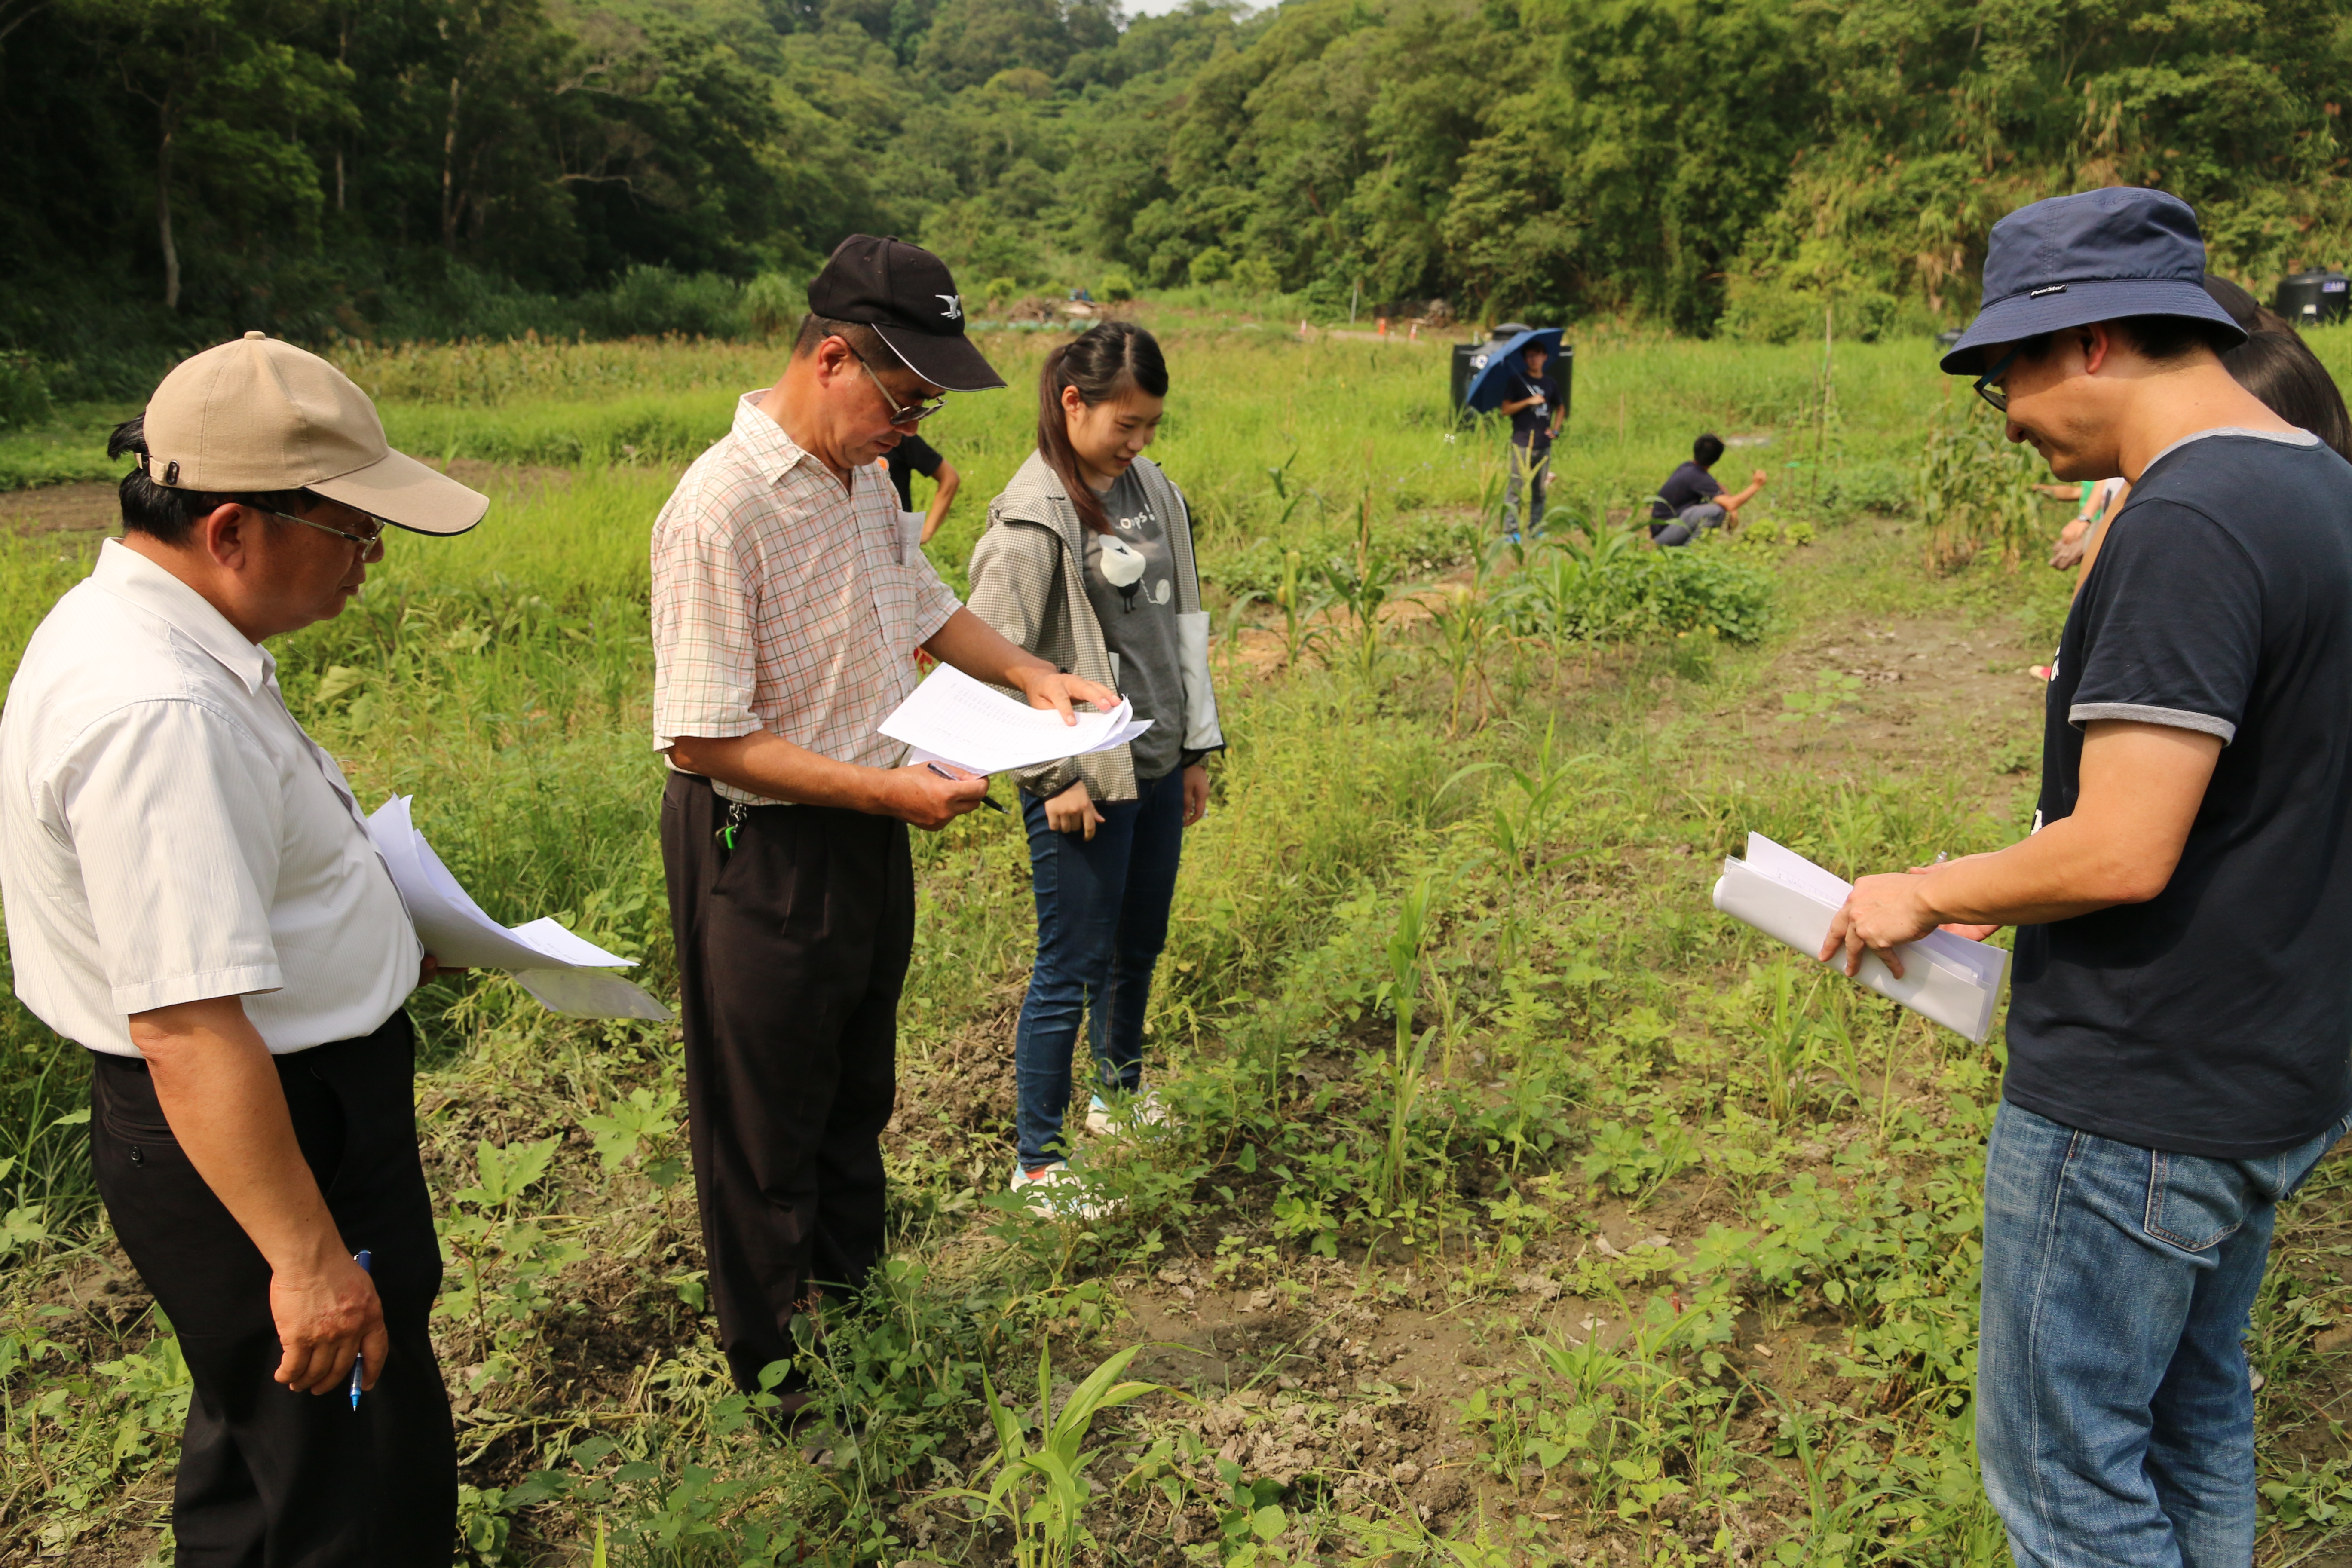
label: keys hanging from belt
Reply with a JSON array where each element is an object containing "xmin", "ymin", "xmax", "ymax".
[{"xmin": 716, "ymin": 800, "xmax": 749, "ymax": 853}]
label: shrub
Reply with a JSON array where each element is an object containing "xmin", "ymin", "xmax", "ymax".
[
  {"xmin": 1191, "ymin": 246, "xmax": 1233, "ymax": 285},
  {"xmin": 1722, "ymin": 278, "xmax": 1899, "ymax": 344},
  {"xmin": 1506, "ymin": 536, "xmax": 1775, "ymax": 646},
  {"xmin": 1231, "ymin": 257, "xmax": 1280, "ymax": 297},
  {"xmin": 983, "ymin": 276, "xmax": 1021, "ymax": 308},
  {"xmin": 1822, "ymin": 462, "xmax": 1911, "ymax": 518},
  {"xmin": 584, "ymin": 266, "xmax": 747, "ymax": 340},
  {"xmin": 1917, "ymin": 408, "xmax": 2045, "ymax": 571},
  {"xmin": 1098, "ymin": 271, "xmax": 1136, "ymax": 303},
  {"xmin": 1629, "ymin": 547, "xmax": 1775, "ymax": 642},
  {"xmin": 0, "ymin": 354, "xmax": 54, "ymax": 431},
  {"xmin": 742, "ymin": 273, "xmax": 802, "ymax": 340}
]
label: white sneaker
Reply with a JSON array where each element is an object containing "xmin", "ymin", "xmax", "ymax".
[
  {"xmin": 1084, "ymin": 1088, "xmax": 1171, "ymax": 1139},
  {"xmin": 1007, "ymin": 1159, "xmax": 1109, "ymax": 1219}
]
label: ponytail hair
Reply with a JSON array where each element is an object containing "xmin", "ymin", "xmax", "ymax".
[{"xmin": 1037, "ymin": 320, "xmax": 1170, "ymax": 534}]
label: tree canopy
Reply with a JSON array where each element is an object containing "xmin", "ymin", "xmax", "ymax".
[{"xmin": 3, "ymin": 0, "xmax": 2346, "ymax": 385}]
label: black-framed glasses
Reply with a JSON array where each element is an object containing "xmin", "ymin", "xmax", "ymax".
[
  {"xmin": 1974, "ymin": 347, "xmax": 2020, "ymax": 413},
  {"xmin": 851, "ymin": 350, "xmax": 948, "ymax": 426},
  {"xmin": 260, "ymin": 505, "xmax": 387, "ymax": 559}
]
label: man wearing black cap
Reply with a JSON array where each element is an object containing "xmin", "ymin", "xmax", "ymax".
[
  {"xmin": 651, "ymin": 236, "xmax": 1114, "ymax": 1406},
  {"xmin": 1820, "ymin": 187, "xmax": 2352, "ymax": 1564}
]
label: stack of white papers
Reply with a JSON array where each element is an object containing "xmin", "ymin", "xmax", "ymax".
[
  {"xmin": 366, "ymin": 796, "xmax": 671, "ymax": 1022},
  {"xmin": 878, "ymin": 663, "xmax": 1151, "ymax": 775},
  {"xmin": 1711, "ymin": 832, "xmax": 2009, "ymax": 1042}
]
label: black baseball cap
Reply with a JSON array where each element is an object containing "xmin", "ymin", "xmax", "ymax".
[
  {"xmin": 1939, "ymin": 187, "xmax": 2245, "ymax": 375},
  {"xmin": 806, "ymin": 234, "xmax": 1005, "ymax": 392}
]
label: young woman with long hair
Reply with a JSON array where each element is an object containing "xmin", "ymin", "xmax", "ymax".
[{"xmin": 964, "ymin": 321, "xmax": 1222, "ymax": 1206}]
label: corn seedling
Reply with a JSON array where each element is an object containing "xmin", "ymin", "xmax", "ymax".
[
  {"xmin": 1375, "ymin": 873, "xmax": 1447, "ymax": 1211},
  {"xmin": 950, "ymin": 1344, "xmax": 1165, "ymax": 1568}
]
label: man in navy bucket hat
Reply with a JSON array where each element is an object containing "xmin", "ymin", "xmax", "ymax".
[{"xmin": 1822, "ymin": 185, "xmax": 2352, "ymax": 1566}]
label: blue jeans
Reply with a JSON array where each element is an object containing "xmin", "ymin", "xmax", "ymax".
[
  {"xmin": 1978, "ymin": 1100, "xmax": 2349, "ymax": 1567},
  {"xmin": 1013, "ymin": 768, "xmax": 1186, "ymax": 1167}
]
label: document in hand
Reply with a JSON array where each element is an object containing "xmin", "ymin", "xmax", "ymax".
[
  {"xmin": 366, "ymin": 796, "xmax": 671, "ymax": 1022},
  {"xmin": 1710, "ymin": 833, "xmax": 2009, "ymax": 1043},
  {"xmin": 877, "ymin": 663, "xmax": 1151, "ymax": 776}
]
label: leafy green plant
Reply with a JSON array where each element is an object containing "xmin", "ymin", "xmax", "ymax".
[
  {"xmin": 1424, "ymin": 583, "xmax": 1504, "ymax": 736},
  {"xmin": 1319, "ymin": 549, "xmax": 1398, "ymax": 684},
  {"xmin": 1776, "ymin": 668, "xmax": 1864, "ymax": 730},
  {"xmin": 1271, "ymin": 547, "xmax": 1328, "ymax": 670},
  {"xmin": 951, "ymin": 1344, "xmax": 1164, "ymax": 1568},
  {"xmin": 1374, "ymin": 874, "xmax": 1446, "ymax": 1210}
]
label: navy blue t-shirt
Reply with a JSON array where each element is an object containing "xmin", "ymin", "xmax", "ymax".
[
  {"xmin": 1651, "ymin": 461, "xmax": 1723, "ymax": 520},
  {"xmin": 1507, "ymin": 371, "xmax": 1562, "ymax": 441},
  {"xmin": 2006, "ymin": 429, "xmax": 2352, "ymax": 1159}
]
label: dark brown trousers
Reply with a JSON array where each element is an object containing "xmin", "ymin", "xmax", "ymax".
[
  {"xmin": 659, "ymin": 772, "xmax": 913, "ymax": 1393},
  {"xmin": 89, "ymin": 1014, "xmax": 456, "ymax": 1568}
]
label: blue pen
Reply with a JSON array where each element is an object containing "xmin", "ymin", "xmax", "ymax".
[{"xmin": 349, "ymin": 1250, "xmax": 371, "ymax": 1411}]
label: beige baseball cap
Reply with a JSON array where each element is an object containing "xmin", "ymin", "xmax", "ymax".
[{"xmin": 143, "ymin": 332, "xmax": 487, "ymax": 536}]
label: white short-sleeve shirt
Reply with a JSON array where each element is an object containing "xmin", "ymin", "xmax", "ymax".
[{"xmin": 0, "ymin": 539, "xmax": 421, "ymax": 1057}]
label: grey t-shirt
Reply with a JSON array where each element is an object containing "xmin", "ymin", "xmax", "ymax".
[{"xmin": 1080, "ymin": 470, "xmax": 1185, "ymax": 781}]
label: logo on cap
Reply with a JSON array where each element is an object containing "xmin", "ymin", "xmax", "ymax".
[
  {"xmin": 2029, "ymin": 284, "xmax": 2069, "ymax": 298},
  {"xmin": 937, "ymin": 294, "xmax": 963, "ymax": 321}
]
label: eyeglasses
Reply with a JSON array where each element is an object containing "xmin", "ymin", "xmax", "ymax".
[
  {"xmin": 1974, "ymin": 347, "xmax": 2021, "ymax": 413},
  {"xmin": 260, "ymin": 506, "xmax": 387, "ymax": 559},
  {"xmin": 851, "ymin": 350, "xmax": 949, "ymax": 426}
]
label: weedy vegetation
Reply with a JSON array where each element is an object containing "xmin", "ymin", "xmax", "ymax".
[{"xmin": 7, "ymin": 313, "xmax": 2352, "ymax": 1567}]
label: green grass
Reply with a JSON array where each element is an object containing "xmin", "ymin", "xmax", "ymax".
[{"xmin": 4, "ymin": 318, "xmax": 2350, "ymax": 1567}]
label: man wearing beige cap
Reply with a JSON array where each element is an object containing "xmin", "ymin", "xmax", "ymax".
[{"xmin": 0, "ymin": 332, "xmax": 484, "ymax": 1564}]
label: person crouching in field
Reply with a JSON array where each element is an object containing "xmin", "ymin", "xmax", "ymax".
[
  {"xmin": 1821, "ymin": 186, "xmax": 2352, "ymax": 1566},
  {"xmin": 965, "ymin": 322, "xmax": 1224, "ymax": 1210},
  {"xmin": 1648, "ymin": 433, "xmax": 1765, "ymax": 545},
  {"xmin": 649, "ymin": 236, "xmax": 1112, "ymax": 1412},
  {"xmin": 0, "ymin": 334, "xmax": 485, "ymax": 1565}
]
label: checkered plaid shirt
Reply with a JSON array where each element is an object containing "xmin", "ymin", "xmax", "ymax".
[{"xmin": 652, "ymin": 394, "xmax": 961, "ymax": 804}]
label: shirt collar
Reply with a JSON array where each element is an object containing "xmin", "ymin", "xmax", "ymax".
[
  {"xmin": 733, "ymin": 391, "xmax": 827, "ymax": 484},
  {"xmin": 731, "ymin": 391, "xmax": 899, "ymax": 513},
  {"xmin": 89, "ymin": 538, "xmax": 275, "ymax": 694},
  {"xmin": 2141, "ymin": 424, "xmax": 2324, "ymax": 476}
]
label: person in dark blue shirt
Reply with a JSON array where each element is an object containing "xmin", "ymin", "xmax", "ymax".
[
  {"xmin": 1499, "ymin": 343, "xmax": 1563, "ymax": 539},
  {"xmin": 883, "ymin": 432, "xmax": 962, "ymax": 545},
  {"xmin": 1648, "ymin": 434, "xmax": 1767, "ymax": 545},
  {"xmin": 1820, "ymin": 186, "xmax": 2352, "ymax": 1565}
]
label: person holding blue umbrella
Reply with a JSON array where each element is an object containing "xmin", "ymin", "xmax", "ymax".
[{"xmin": 1499, "ymin": 340, "xmax": 1563, "ymax": 538}]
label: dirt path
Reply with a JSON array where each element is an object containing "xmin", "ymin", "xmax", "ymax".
[
  {"xmin": 1733, "ymin": 612, "xmax": 2050, "ymax": 806},
  {"xmin": 0, "ymin": 459, "xmax": 570, "ymax": 538}
]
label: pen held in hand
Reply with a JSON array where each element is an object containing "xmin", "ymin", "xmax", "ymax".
[
  {"xmin": 349, "ymin": 1249, "xmax": 370, "ymax": 1410},
  {"xmin": 925, "ymin": 760, "xmax": 1006, "ymax": 815}
]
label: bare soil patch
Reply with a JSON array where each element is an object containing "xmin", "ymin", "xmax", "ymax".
[
  {"xmin": 0, "ymin": 482, "xmax": 117, "ymax": 535},
  {"xmin": 0, "ymin": 460, "xmax": 569, "ymax": 539}
]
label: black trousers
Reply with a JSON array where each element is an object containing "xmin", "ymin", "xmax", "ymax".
[
  {"xmin": 89, "ymin": 1013, "xmax": 455, "ymax": 1568},
  {"xmin": 660, "ymin": 772, "xmax": 913, "ymax": 1393}
]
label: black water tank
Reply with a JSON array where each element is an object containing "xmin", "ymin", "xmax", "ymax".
[
  {"xmin": 1450, "ymin": 342, "xmax": 1482, "ymax": 414},
  {"xmin": 2275, "ymin": 270, "xmax": 2350, "ymax": 326}
]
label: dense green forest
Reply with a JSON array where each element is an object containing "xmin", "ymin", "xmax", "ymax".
[{"xmin": 3, "ymin": 0, "xmax": 2349, "ymax": 401}]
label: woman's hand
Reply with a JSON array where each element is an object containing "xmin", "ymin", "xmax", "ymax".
[
  {"xmin": 1181, "ymin": 763, "xmax": 1209, "ymax": 827},
  {"xmin": 2050, "ymin": 518, "xmax": 2089, "ymax": 570},
  {"xmin": 1046, "ymin": 779, "xmax": 1104, "ymax": 840}
]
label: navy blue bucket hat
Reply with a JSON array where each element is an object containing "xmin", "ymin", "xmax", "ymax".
[{"xmin": 1939, "ymin": 187, "xmax": 2245, "ymax": 375}]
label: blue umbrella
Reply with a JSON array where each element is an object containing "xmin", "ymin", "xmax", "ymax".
[{"xmin": 1461, "ymin": 328, "xmax": 1565, "ymax": 415}]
